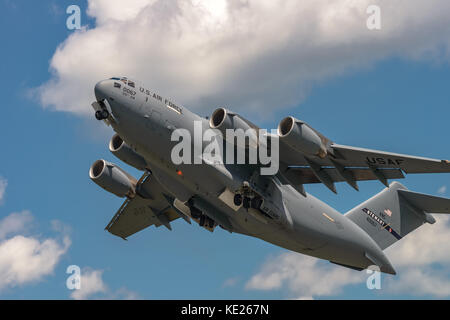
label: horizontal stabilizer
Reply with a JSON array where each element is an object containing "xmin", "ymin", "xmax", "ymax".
[
  {"xmin": 345, "ymin": 182, "xmax": 440, "ymax": 250},
  {"xmin": 398, "ymin": 190, "xmax": 450, "ymax": 214}
]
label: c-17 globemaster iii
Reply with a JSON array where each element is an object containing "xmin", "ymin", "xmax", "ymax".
[{"xmin": 89, "ymin": 77, "xmax": 450, "ymax": 274}]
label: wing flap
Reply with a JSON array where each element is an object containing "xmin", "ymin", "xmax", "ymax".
[{"xmin": 283, "ymin": 167, "xmax": 404, "ymax": 185}]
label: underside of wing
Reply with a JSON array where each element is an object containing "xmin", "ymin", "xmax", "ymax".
[
  {"xmin": 278, "ymin": 142, "xmax": 450, "ymax": 194},
  {"xmin": 105, "ymin": 172, "xmax": 183, "ymax": 239},
  {"xmin": 331, "ymin": 144, "xmax": 450, "ymax": 174},
  {"xmin": 284, "ymin": 167, "xmax": 404, "ymax": 185}
]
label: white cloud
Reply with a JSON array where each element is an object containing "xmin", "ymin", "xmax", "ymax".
[
  {"xmin": 0, "ymin": 177, "xmax": 7, "ymax": 204},
  {"xmin": 70, "ymin": 268, "xmax": 140, "ymax": 300},
  {"xmin": 70, "ymin": 268, "xmax": 107, "ymax": 300},
  {"xmin": 0, "ymin": 177, "xmax": 72, "ymax": 293},
  {"xmin": 438, "ymin": 185, "xmax": 447, "ymax": 195},
  {"xmin": 113, "ymin": 287, "xmax": 141, "ymax": 300},
  {"xmin": 0, "ymin": 212, "xmax": 71, "ymax": 291},
  {"xmin": 87, "ymin": 0, "xmax": 155, "ymax": 24},
  {"xmin": 385, "ymin": 215, "xmax": 450, "ymax": 267},
  {"xmin": 37, "ymin": 0, "xmax": 450, "ymax": 119},
  {"xmin": 222, "ymin": 276, "xmax": 239, "ymax": 288},
  {"xmin": 0, "ymin": 191, "xmax": 132, "ymax": 298},
  {"xmin": 384, "ymin": 268, "xmax": 450, "ymax": 298},
  {"xmin": 245, "ymin": 252, "xmax": 364, "ymax": 299},
  {"xmin": 382, "ymin": 215, "xmax": 450, "ymax": 297},
  {"xmin": 246, "ymin": 216, "xmax": 450, "ymax": 299},
  {"xmin": 0, "ymin": 211, "xmax": 33, "ymax": 240},
  {"xmin": 0, "ymin": 236, "xmax": 70, "ymax": 291}
]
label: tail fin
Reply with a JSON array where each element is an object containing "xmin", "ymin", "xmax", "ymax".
[{"xmin": 345, "ymin": 182, "xmax": 450, "ymax": 250}]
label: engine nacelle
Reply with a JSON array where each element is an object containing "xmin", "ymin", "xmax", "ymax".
[
  {"xmin": 278, "ymin": 116, "xmax": 327, "ymax": 158},
  {"xmin": 89, "ymin": 159, "xmax": 137, "ymax": 198},
  {"xmin": 109, "ymin": 134, "xmax": 147, "ymax": 171},
  {"xmin": 209, "ymin": 107, "xmax": 257, "ymax": 148}
]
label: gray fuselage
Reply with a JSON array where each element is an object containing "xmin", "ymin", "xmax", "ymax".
[{"xmin": 94, "ymin": 78, "xmax": 395, "ymax": 273}]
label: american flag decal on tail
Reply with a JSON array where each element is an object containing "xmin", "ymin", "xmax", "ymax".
[{"xmin": 362, "ymin": 208, "xmax": 402, "ymax": 240}]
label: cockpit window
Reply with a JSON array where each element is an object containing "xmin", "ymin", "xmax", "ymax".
[{"xmin": 114, "ymin": 77, "xmax": 135, "ymax": 87}]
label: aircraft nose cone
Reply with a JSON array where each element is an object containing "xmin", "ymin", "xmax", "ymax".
[{"xmin": 94, "ymin": 80, "xmax": 110, "ymax": 101}]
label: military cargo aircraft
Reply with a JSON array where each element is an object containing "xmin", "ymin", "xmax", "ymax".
[{"xmin": 89, "ymin": 77, "xmax": 450, "ymax": 274}]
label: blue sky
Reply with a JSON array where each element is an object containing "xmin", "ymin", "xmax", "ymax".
[{"xmin": 0, "ymin": 0, "xmax": 449, "ymax": 299}]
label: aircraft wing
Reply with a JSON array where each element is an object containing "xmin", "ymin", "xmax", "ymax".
[
  {"xmin": 330, "ymin": 144, "xmax": 450, "ymax": 173},
  {"xmin": 105, "ymin": 172, "xmax": 187, "ymax": 239},
  {"xmin": 278, "ymin": 142, "xmax": 450, "ymax": 193}
]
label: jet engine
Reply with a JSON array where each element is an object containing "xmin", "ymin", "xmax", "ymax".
[
  {"xmin": 209, "ymin": 107, "xmax": 257, "ymax": 148},
  {"xmin": 89, "ymin": 159, "xmax": 137, "ymax": 198},
  {"xmin": 109, "ymin": 134, "xmax": 147, "ymax": 171},
  {"xmin": 278, "ymin": 116, "xmax": 327, "ymax": 158}
]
